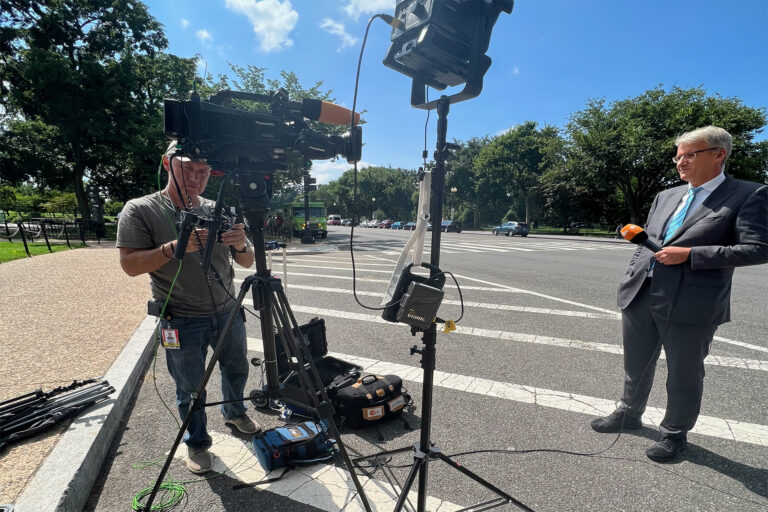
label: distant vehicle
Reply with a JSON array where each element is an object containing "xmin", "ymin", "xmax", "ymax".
[
  {"xmin": 378, "ymin": 219, "xmax": 393, "ymax": 229},
  {"xmin": 492, "ymin": 221, "xmax": 529, "ymax": 237},
  {"xmin": 327, "ymin": 214, "xmax": 341, "ymax": 226},
  {"xmin": 342, "ymin": 219, "xmax": 353, "ymax": 226},
  {"xmin": 405, "ymin": 221, "xmax": 417, "ymax": 230},
  {"xmin": 285, "ymin": 201, "xmax": 327, "ymax": 238},
  {"xmin": 426, "ymin": 223, "xmax": 432, "ymax": 231},
  {"xmin": 364, "ymin": 220, "xmax": 378, "ymax": 228},
  {"xmin": 441, "ymin": 220, "xmax": 461, "ymax": 232},
  {"xmin": 392, "ymin": 221, "xmax": 405, "ymax": 229}
]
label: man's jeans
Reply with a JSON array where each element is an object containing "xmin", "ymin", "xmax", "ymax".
[{"xmin": 161, "ymin": 310, "xmax": 249, "ymax": 450}]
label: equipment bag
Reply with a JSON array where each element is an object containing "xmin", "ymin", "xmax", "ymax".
[
  {"xmin": 252, "ymin": 420, "xmax": 335, "ymax": 472},
  {"xmin": 334, "ymin": 374, "xmax": 411, "ymax": 428}
]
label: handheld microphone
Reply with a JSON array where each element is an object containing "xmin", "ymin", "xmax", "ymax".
[
  {"xmin": 301, "ymin": 99, "xmax": 360, "ymax": 126},
  {"xmin": 619, "ymin": 224, "xmax": 662, "ymax": 252}
]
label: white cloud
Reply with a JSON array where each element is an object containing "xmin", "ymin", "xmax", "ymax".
[
  {"xmin": 225, "ymin": 0, "xmax": 299, "ymax": 52},
  {"xmin": 195, "ymin": 29, "xmax": 213, "ymax": 47},
  {"xmin": 181, "ymin": 19, "xmax": 190, "ymax": 29},
  {"xmin": 343, "ymin": 0, "xmax": 394, "ymax": 20},
  {"xmin": 320, "ymin": 18, "xmax": 358, "ymax": 51},
  {"xmin": 311, "ymin": 159, "xmax": 373, "ymax": 184},
  {"xmin": 512, "ymin": 66, "xmax": 520, "ymax": 75}
]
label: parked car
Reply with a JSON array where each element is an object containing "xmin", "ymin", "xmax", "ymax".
[
  {"xmin": 492, "ymin": 221, "xmax": 529, "ymax": 237},
  {"xmin": 342, "ymin": 219, "xmax": 353, "ymax": 226},
  {"xmin": 327, "ymin": 214, "xmax": 341, "ymax": 226},
  {"xmin": 378, "ymin": 219, "xmax": 393, "ymax": 229},
  {"xmin": 392, "ymin": 221, "xmax": 405, "ymax": 229},
  {"xmin": 364, "ymin": 220, "xmax": 378, "ymax": 227},
  {"xmin": 441, "ymin": 220, "xmax": 462, "ymax": 232},
  {"xmin": 405, "ymin": 221, "xmax": 417, "ymax": 230}
]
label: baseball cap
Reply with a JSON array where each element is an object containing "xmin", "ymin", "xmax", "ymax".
[{"xmin": 164, "ymin": 140, "xmax": 207, "ymax": 163}]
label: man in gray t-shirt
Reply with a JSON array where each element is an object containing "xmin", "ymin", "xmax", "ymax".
[{"xmin": 116, "ymin": 141, "xmax": 261, "ymax": 475}]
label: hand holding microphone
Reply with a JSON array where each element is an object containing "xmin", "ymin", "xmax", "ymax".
[{"xmin": 618, "ymin": 224, "xmax": 662, "ymax": 252}]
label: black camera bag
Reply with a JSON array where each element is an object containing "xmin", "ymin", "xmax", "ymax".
[{"xmin": 334, "ymin": 374, "xmax": 410, "ymax": 428}]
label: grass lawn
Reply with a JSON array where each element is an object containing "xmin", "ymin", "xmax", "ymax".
[{"xmin": 0, "ymin": 241, "xmax": 87, "ymax": 264}]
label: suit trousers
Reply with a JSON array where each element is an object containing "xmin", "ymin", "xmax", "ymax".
[{"xmin": 619, "ymin": 279, "xmax": 718, "ymax": 439}]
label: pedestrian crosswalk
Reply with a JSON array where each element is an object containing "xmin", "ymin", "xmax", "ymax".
[{"xmin": 330, "ymin": 237, "xmax": 634, "ymax": 254}]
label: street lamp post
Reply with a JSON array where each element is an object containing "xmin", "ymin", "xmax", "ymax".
[
  {"xmin": 371, "ymin": 197, "xmax": 376, "ymax": 220},
  {"xmin": 450, "ymin": 186, "xmax": 457, "ymax": 220}
]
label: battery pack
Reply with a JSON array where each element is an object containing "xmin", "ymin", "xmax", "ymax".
[{"xmin": 395, "ymin": 281, "xmax": 444, "ymax": 329}]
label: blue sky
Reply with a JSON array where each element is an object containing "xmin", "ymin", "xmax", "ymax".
[{"xmin": 144, "ymin": 0, "xmax": 768, "ymax": 184}]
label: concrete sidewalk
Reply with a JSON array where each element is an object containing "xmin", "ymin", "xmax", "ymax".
[{"xmin": 0, "ymin": 238, "xmax": 336, "ymax": 512}]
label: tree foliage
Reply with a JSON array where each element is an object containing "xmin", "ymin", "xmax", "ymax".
[
  {"xmin": 310, "ymin": 166, "xmax": 418, "ymax": 221},
  {"xmin": 0, "ymin": 0, "xmax": 183, "ymax": 224},
  {"xmin": 473, "ymin": 122, "xmax": 563, "ymax": 224},
  {"xmin": 566, "ymin": 86, "xmax": 767, "ymax": 223}
]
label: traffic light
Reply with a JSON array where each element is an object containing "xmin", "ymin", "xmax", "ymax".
[{"xmin": 304, "ymin": 174, "xmax": 317, "ymax": 192}]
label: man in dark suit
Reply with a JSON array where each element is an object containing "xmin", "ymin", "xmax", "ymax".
[{"xmin": 590, "ymin": 126, "xmax": 768, "ymax": 462}]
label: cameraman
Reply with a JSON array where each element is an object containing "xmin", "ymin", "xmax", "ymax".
[{"xmin": 116, "ymin": 141, "xmax": 258, "ymax": 475}]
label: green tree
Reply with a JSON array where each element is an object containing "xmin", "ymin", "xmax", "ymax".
[
  {"xmin": 0, "ymin": 0, "xmax": 169, "ymax": 225},
  {"xmin": 445, "ymin": 137, "xmax": 489, "ymax": 228},
  {"xmin": 41, "ymin": 191, "xmax": 77, "ymax": 217},
  {"xmin": 566, "ymin": 86, "xmax": 768, "ymax": 224},
  {"xmin": 474, "ymin": 122, "xmax": 563, "ymax": 225}
]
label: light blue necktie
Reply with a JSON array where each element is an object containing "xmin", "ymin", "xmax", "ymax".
[
  {"xmin": 649, "ymin": 187, "xmax": 702, "ymax": 275},
  {"xmin": 662, "ymin": 186, "xmax": 702, "ymax": 242}
]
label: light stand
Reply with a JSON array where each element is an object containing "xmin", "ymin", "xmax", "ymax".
[
  {"xmin": 139, "ymin": 169, "xmax": 371, "ymax": 512},
  {"xmin": 355, "ymin": 97, "xmax": 532, "ymax": 512}
]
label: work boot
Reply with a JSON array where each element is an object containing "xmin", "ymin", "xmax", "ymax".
[
  {"xmin": 186, "ymin": 446, "xmax": 213, "ymax": 474},
  {"xmin": 225, "ymin": 414, "xmax": 262, "ymax": 435}
]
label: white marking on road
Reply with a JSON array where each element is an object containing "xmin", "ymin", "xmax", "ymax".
[
  {"xmin": 245, "ymin": 340, "xmax": 768, "ymax": 446},
  {"xmin": 452, "ymin": 242, "xmax": 533, "ymax": 252},
  {"xmin": 286, "ymin": 258, "xmax": 395, "ymax": 267},
  {"xmin": 235, "ymin": 273, "xmax": 531, "ymax": 293},
  {"xmin": 450, "ymin": 272, "xmax": 619, "ymax": 315},
  {"xmin": 243, "ymin": 301, "xmax": 768, "ymax": 372},
  {"xmin": 280, "ymin": 283, "xmax": 618, "ymax": 319},
  {"xmin": 175, "ymin": 431, "xmax": 463, "ymax": 512},
  {"xmin": 713, "ymin": 336, "xmax": 768, "ymax": 354}
]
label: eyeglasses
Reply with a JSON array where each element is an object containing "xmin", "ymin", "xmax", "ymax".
[{"xmin": 672, "ymin": 147, "xmax": 720, "ymax": 164}]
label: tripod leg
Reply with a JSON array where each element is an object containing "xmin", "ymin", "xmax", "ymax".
[
  {"xmin": 140, "ymin": 281, "xmax": 253, "ymax": 512},
  {"xmin": 393, "ymin": 448, "xmax": 428, "ymax": 512},
  {"xmin": 434, "ymin": 452, "xmax": 535, "ymax": 512}
]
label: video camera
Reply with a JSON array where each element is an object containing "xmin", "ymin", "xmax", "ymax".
[
  {"xmin": 163, "ymin": 89, "xmax": 362, "ymax": 267},
  {"xmin": 163, "ymin": 89, "xmax": 361, "ymax": 173}
]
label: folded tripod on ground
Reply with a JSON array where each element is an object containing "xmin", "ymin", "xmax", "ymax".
[{"xmin": 0, "ymin": 379, "xmax": 114, "ymax": 453}]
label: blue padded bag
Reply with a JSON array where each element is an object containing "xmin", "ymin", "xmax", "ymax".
[{"xmin": 252, "ymin": 420, "xmax": 335, "ymax": 472}]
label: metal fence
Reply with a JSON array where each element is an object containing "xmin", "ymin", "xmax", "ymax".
[{"xmin": 1, "ymin": 218, "xmax": 107, "ymax": 257}]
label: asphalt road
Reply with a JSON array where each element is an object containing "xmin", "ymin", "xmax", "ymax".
[{"xmin": 85, "ymin": 227, "xmax": 768, "ymax": 512}]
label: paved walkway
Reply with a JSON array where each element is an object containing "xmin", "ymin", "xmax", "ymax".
[{"xmin": 0, "ymin": 242, "xmax": 149, "ymax": 506}]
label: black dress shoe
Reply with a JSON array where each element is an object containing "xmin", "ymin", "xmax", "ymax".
[
  {"xmin": 646, "ymin": 437, "xmax": 687, "ymax": 462},
  {"xmin": 590, "ymin": 410, "xmax": 643, "ymax": 433}
]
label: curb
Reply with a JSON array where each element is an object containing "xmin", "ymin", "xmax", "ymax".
[{"xmin": 14, "ymin": 316, "xmax": 157, "ymax": 512}]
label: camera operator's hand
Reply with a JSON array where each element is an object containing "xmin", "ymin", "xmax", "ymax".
[
  {"xmin": 188, "ymin": 228, "xmax": 208, "ymax": 253},
  {"xmin": 222, "ymin": 223, "xmax": 254, "ymax": 268},
  {"xmin": 221, "ymin": 223, "xmax": 247, "ymax": 251}
]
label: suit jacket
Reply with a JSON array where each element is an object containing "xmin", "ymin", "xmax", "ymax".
[{"xmin": 617, "ymin": 175, "xmax": 768, "ymax": 325}]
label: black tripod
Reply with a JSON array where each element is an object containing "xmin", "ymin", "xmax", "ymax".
[
  {"xmin": 140, "ymin": 172, "xmax": 372, "ymax": 512},
  {"xmin": 355, "ymin": 97, "xmax": 532, "ymax": 512}
]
